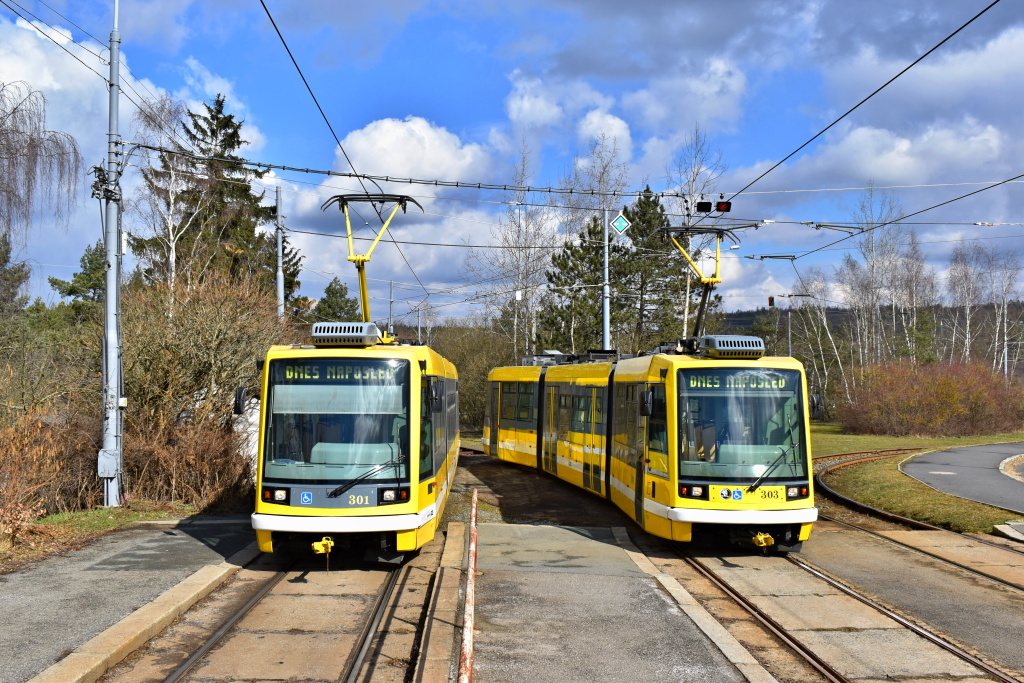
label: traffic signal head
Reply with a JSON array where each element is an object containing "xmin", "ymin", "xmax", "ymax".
[
  {"xmin": 768, "ymin": 296, "xmax": 775, "ymax": 307},
  {"xmin": 695, "ymin": 201, "xmax": 713, "ymax": 212},
  {"xmin": 716, "ymin": 200, "xmax": 731, "ymax": 212}
]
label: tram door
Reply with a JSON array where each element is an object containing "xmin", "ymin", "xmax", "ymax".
[
  {"xmin": 634, "ymin": 385, "xmax": 648, "ymax": 524},
  {"xmin": 489, "ymin": 384, "xmax": 500, "ymax": 457},
  {"xmin": 580, "ymin": 389, "xmax": 599, "ymax": 493},
  {"xmin": 543, "ymin": 386, "xmax": 558, "ymax": 473}
]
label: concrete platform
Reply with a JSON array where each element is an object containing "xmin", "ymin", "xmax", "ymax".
[{"xmin": 469, "ymin": 523, "xmax": 771, "ymax": 683}]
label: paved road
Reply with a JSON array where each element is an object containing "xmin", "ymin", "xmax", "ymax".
[{"xmin": 902, "ymin": 442, "xmax": 1024, "ymax": 515}]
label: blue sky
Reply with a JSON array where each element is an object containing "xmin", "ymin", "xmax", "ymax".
[{"xmin": 3, "ymin": 0, "xmax": 1024, "ymax": 323}]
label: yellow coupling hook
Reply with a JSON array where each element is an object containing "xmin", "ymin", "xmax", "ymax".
[
  {"xmin": 752, "ymin": 532, "xmax": 774, "ymax": 548},
  {"xmin": 312, "ymin": 536, "xmax": 335, "ymax": 571}
]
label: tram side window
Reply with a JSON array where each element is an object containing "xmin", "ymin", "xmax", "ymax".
[
  {"xmin": 647, "ymin": 385, "xmax": 667, "ymax": 453},
  {"xmin": 570, "ymin": 393, "xmax": 591, "ymax": 433},
  {"xmin": 447, "ymin": 379, "xmax": 459, "ymax": 441},
  {"xmin": 611, "ymin": 385, "xmax": 628, "ymax": 461},
  {"xmin": 501, "ymin": 383, "xmax": 517, "ymax": 421},
  {"xmin": 516, "ymin": 382, "xmax": 535, "ymax": 423},
  {"xmin": 594, "ymin": 394, "xmax": 605, "ymax": 432},
  {"xmin": 557, "ymin": 393, "xmax": 570, "ymax": 440},
  {"xmin": 420, "ymin": 385, "xmax": 433, "ymax": 478}
]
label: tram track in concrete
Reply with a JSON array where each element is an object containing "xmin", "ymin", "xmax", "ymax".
[{"xmin": 100, "ymin": 544, "xmax": 440, "ymax": 683}]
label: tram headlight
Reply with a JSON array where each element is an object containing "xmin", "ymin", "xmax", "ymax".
[
  {"xmin": 378, "ymin": 487, "xmax": 410, "ymax": 505},
  {"xmin": 382, "ymin": 489, "xmax": 396, "ymax": 502},
  {"xmin": 262, "ymin": 488, "xmax": 289, "ymax": 504},
  {"xmin": 786, "ymin": 486, "xmax": 809, "ymax": 500},
  {"xmin": 679, "ymin": 484, "xmax": 708, "ymax": 500}
]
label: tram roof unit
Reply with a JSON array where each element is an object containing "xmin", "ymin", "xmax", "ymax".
[{"xmin": 518, "ymin": 335, "xmax": 767, "ymax": 369}]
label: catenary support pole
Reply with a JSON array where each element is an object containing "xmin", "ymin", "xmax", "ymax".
[
  {"xmin": 276, "ymin": 185, "xmax": 284, "ymax": 319},
  {"xmin": 99, "ymin": 0, "xmax": 123, "ymax": 507},
  {"xmin": 602, "ymin": 207, "xmax": 610, "ymax": 349}
]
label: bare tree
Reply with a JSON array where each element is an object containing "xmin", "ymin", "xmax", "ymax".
[
  {"xmin": 663, "ymin": 124, "xmax": 727, "ymax": 332},
  {"xmin": 946, "ymin": 241, "xmax": 985, "ymax": 362},
  {"xmin": 464, "ymin": 141, "xmax": 558, "ymax": 357},
  {"xmin": 0, "ymin": 81, "xmax": 81, "ymax": 240},
  {"xmin": 128, "ymin": 95, "xmax": 213, "ymax": 314}
]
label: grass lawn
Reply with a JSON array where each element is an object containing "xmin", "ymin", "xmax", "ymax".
[{"xmin": 812, "ymin": 422, "xmax": 1024, "ymax": 533}]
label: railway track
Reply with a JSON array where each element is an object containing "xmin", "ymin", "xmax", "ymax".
[
  {"xmin": 160, "ymin": 561, "xmax": 404, "ymax": 683},
  {"xmin": 678, "ymin": 548, "xmax": 1022, "ymax": 683}
]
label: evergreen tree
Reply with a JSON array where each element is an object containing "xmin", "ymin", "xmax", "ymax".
[
  {"xmin": 313, "ymin": 277, "xmax": 361, "ymax": 322},
  {"xmin": 0, "ymin": 232, "xmax": 29, "ymax": 315},
  {"xmin": 537, "ymin": 215, "xmax": 628, "ymax": 354},
  {"xmin": 48, "ymin": 239, "xmax": 105, "ymax": 302},
  {"xmin": 618, "ymin": 189, "xmax": 689, "ymax": 353},
  {"xmin": 131, "ymin": 95, "xmax": 301, "ymax": 300}
]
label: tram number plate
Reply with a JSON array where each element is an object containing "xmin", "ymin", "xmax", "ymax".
[
  {"xmin": 343, "ymin": 488, "xmax": 375, "ymax": 507},
  {"xmin": 757, "ymin": 488, "xmax": 782, "ymax": 500}
]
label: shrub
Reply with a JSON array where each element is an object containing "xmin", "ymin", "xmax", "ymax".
[
  {"xmin": 839, "ymin": 363, "xmax": 1024, "ymax": 436},
  {"xmin": 0, "ymin": 412, "xmax": 64, "ymax": 549}
]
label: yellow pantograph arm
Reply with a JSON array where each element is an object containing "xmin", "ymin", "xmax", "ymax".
[
  {"xmin": 341, "ymin": 202, "xmax": 404, "ymax": 336},
  {"xmin": 669, "ymin": 234, "xmax": 723, "ymax": 285}
]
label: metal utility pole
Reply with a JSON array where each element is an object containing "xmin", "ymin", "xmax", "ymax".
[
  {"xmin": 602, "ymin": 207, "xmax": 610, "ymax": 349},
  {"xmin": 388, "ymin": 280, "xmax": 394, "ymax": 336},
  {"xmin": 276, "ymin": 185, "xmax": 284, "ymax": 319},
  {"xmin": 98, "ymin": 0, "xmax": 124, "ymax": 507},
  {"xmin": 787, "ymin": 309, "xmax": 792, "ymax": 357}
]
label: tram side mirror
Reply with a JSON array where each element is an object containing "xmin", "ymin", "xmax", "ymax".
[
  {"xmin": 640, "ymin": 390, "xmax": 654, "ymax": 417},
  {"xmin": 428, "ymin": 379, "xmax": 443, "ymax": 412},
  {"xmin": 233, "ymin": 386, "xmax": 247, "ymax": 415}
]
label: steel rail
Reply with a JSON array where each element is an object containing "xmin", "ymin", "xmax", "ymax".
[
  {"xmin": 342, "ymin": 565, "xmax": 404, "ymax": 683},
  {"xmin": 789, "ymin": 556, "xmax": 1021, "ymax": 683},
  {"xmin": 678, "ymin": 553, "xmax": 850, "ymax": 683},
  {"xmin": 163, "ymin": 567, "xmax": 290, "ymax": 683}
]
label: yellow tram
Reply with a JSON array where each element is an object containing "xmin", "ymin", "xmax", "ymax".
[
  {"xmin": 484, "ymin": 338, "xmax": 816, "ymax": 552},
  {"xmin": 241, "ymin": 193, "xmax": 459, "ymax": 559}
]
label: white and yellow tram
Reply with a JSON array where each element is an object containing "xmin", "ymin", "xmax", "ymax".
[{"xmin": 484, "ymin": 337, "xmax": 816, "ymax": 552}]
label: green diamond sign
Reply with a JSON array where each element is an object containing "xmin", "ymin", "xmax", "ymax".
[{"xmin": 611, "ymin": 213, "xmax": 630, "ymax": 234}]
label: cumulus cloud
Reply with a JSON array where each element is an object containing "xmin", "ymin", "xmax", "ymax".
[
  {"xmin": 623, "ymin": 58, "xmax": 747, "ymax": 134},
  {"xmin": 577, "ymin": 109, "xmax": 632, "ymax": 160},
  {"xmin": 334, "ymin": 116, "xmax": 491, "ymax": 187}
]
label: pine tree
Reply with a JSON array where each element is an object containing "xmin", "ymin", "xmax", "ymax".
[
  {"xmin": 48, "ymin": 239, "xmax": 105, "ymax": 302},
  {"xmin": 313, "ymin": 277, "xmax": 361, "ymax": 322},
  {"xmin": 537, "ymin": 215, "xmax": 628, "ymax": 353},
  {"xmin": 0, "ymin": 233, "xmax": 29, "ymax": 315},
  {"xmin": 618, "ymin": 189, "xmax": 689, "ymax": 353},
  {"xmin": 131, "ymin": 95, "xmax": 301, "ymax": 301}
]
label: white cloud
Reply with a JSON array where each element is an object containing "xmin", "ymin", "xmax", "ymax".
[
  {"xmin": 622, "ymin": 57, "xmax": 747, "ymax": 134},
  {"xmin": 335, "ymin": 116, "xmax": 491, "ymax": 187},
  {"xmin": 577, "ymin": 109, "xmax": 632, "ymax": 160}
]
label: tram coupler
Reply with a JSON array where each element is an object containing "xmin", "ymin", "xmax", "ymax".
[
  {"xmin": 312, "ymin": 536, "xmax": 335, "ymax": 571},
  {"xmin": 751, "ymin": 532, "xmax": 774, "ymax": 549}
]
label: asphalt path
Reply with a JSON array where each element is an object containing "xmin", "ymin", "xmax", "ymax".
[
  {"xmin": 0, "ymin": 517, "xmax": 254, "ymax": 683},
  {"xmin": 902, "ymin": 442, "xmax": 1024, "ymax": 515}
]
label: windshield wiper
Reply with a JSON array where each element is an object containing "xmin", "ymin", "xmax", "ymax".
[
  {"xmin": 327, "ymin": 454, "xmax": 407, "ymax": 498},
  {"xmin": 747, "ymin": 442, "xmax": 797, "ymax": 493}
]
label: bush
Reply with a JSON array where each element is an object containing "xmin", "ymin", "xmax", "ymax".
[
  {"xmin": 839, "ymin": 363, "xmax": 1024, "ymax": 436},
  {"xmin": 120, "ymin": 277, "xmax": 289, "ymax": 507}
]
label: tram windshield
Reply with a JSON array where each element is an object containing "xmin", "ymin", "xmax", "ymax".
[
  {"xmin": 677, "ymin": 368, "xmax": 807, "ymax": 482},
  {"xmin": 262, "ymin": 358, "xmax": 410, "ymax": 484}
]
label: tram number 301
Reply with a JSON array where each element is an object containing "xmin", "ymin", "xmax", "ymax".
[{"xmin": 348, "ymin": 494, "xmax": 372, "ymax": 506}]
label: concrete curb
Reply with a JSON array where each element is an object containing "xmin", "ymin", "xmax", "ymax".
[
  {"xmin": 27, "ymin": 542, "xmax": 262, "ymax": 683},
  {"xmin": 994, "ymin": 523, "xmax": 1024, "ymax": 543},
  {"xmin": 413, "ymin": 522, "xmax": 465, "ymax": 683},
  {"xmin": 612, "ymin": 527, "xmax": 778, "ymax": 683}
]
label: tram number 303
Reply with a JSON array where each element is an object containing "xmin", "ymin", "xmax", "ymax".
[{"xmin": 758, "ymin": 489, "xmax": 781, "ymax": 500}]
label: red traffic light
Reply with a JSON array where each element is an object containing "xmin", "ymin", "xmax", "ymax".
[
  {"xmin": 716, "ymin": 201, "xmax": 731, "ymax": 212},
  {"xmin": 768, "ymin": 296, "xmax": 775, "ymax": 307}
]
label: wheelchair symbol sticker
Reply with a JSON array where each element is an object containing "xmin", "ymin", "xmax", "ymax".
[
  {"xmin": 732, "ymin": 489, "xmax": 743, "ymax": 501},
  {"xmin": 300, "ymin": 491, "xmax": 313, "ymax": 505}
]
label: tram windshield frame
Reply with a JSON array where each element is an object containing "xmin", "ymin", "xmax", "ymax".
[
  {"xmin": 262, "ymin": 358, "xmax": 411, "ymax": 485},
  {"xmin": 677, "ymin": 367, "xmax": 808, "ymax": 483}
]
